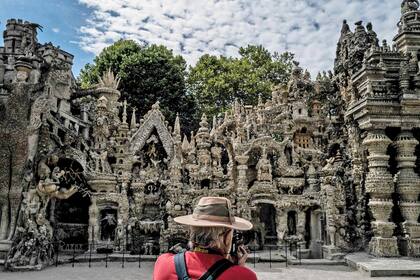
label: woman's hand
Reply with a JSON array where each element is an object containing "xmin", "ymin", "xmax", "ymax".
[{"xmin": 236, "ymin": 245, "xmax": 248, "ymax": 266}]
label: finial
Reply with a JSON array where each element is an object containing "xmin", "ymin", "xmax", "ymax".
[
  {"xmin": 173, "ymin": 113, "xmax": 181, "ymax": 136},
  {"xmin": 122, "ymin": 100, "xmax": 127, "ymax": 123},
  {"xmin": 130, "ymin": 107, "xmax": 137, "ymax": 129},
  {"xmin": 258, "ymin": 94, "xmax": 263, "ymax": 107},
  {"xmin": 190, "ymin": 131, "xmax": 196, "ymax": 148},
  {"xmin": 152, "ymin": 101, "xmax": 160, "ymax": 110},
  {"xmin": 98, "ymin": 68, "xmax": 120, "ymax": 90},
  {"xmin": 200, "ymin": 113, "xmax": 208, "ymax": 128},
  {"xmin": 341, "ymin": 20, "xmax": 350, "ymax": 34}
]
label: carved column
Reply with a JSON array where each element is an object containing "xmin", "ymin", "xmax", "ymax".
[
  {"xmin": 236, "ymin": 155, "xmax": 249, "ymax": 193},
  {"xmin": 394, "ymin": 131, "xmax": 420, "ymax": 257},
  {"xmin": 235, "ymin": 155, "xmax": 251, "ymax": 220},
  {"xmin": 88, "ymin": 197, "xmax": 100, "ymax": 244},
  {"xmin": 276, "ymin": 209, "xmax": 287, "ymax": 246},
  {"xmin": 363, "ymin": 130, "xmax": 399, "ymax": 257},
  {"xmin": 0, "ymin": 202, "xmax": 8, "ymax": 240}
]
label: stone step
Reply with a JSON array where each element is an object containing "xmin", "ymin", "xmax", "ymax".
[
  {"xmin": 345, "ymin": 252, "xmax": 420, "ymax": 277},
  {"xmin": 288, "ymin": 258, "xmax": 346, "ymax": 265}
]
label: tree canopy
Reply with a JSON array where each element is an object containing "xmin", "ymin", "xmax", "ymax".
[
  {"xmin": 187, "ymin": 45, "xmax": 294, "ymax": 116},
  {"xmin": 78, "ymin": 40, "xmax": 197, "ymax": 132},
  {"xmin": 78, "ymin": 41, "xmax": 294, "ymax": 129}
]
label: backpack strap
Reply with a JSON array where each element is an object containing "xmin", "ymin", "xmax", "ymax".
[
  {"xmin": 198, "ymin": 258, "xmax": 234, "ymax": 280},
  {"xmin": 174, "ymin": 252, "xmax": 191, "ymax": 280}
]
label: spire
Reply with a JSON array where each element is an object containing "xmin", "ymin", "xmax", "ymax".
[
  {"xmin": 354, "ymin": 21, "xmax": 366, "ymax": 35},
  {"xmin": 181, "ymin": 134, "xmax": 190, "ymax": 152},
  {"xmin": 210, "ymin": 115, "xmax": 217, "ymax": 136},
  {"xmin": 130, "ymin": 107, "xmax": 137, "ymax": 129},
  {"xmin": 173, "ymin": 113, "xmax": 181, "ymax": 138},
  {"xmin": 224, "ymin": 111, "xmax": 229, "ymax": 123},
  {"xmin": 199, "ymin": 113, "xmax": 209, "ymax": 132},
  {"xmin": 234, "ymin": 99, "xmax": 240, "ymax": 115},
  {"xmin": 190, "ymin": 131, "xmax": 196, "ymax": 149},
  {"xmin": 341, "ymin": 19, "xmax": 350, "ymax": 35},
  {"xmin": 122, "ymin": 100, "xmax": 127, "ymax": 124},
  {"xmin": 258, "ymin": 94, "xmax": 263, "ymax": 108}
]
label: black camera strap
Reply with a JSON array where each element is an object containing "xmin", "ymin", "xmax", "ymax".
[{"xmin": 174, "ymin": 252, "xmax": 234, "ymax": 280}]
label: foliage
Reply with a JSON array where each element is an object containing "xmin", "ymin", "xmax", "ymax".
[
  {"xmin": 79, "ymin": 40, "xmax": 141, "ymax": 88},
  {"xmin": 78, "ymin": 40, "xmax": 197, "ymax": 132},
  {"xmin": 187, "ymin": 45, "xmax": 294, "ymax": 116},
  {"xmin": 78, "ymin": 42, "xmax": 294, "ymax": 130}
]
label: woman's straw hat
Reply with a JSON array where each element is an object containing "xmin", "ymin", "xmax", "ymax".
[{"xmin": 173, "ymin": 197, "xmax": 253, "ymax": 231}]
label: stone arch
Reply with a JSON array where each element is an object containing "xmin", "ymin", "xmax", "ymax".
[{"xmin": 129, "ymin": 108, "xmax": 174, "ymax": 159}]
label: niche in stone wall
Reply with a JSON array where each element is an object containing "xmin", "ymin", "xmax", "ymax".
[
  {"xmin": 135, "ymin": 130, "xmax": 168, "ymax": 170},
  {"xmin": 284, "ymin": 145, "xmax": 293, "ymax": 165},
  {"xmin": 257, "ymin": 203, "xmax": 277, "ymax": 245},
  {"xmin": 99, "ymin": 205, "xmax": 118, "ymax": 242},
  {"xmin": 287, "ymin": 211, "xmax": 297, "ymax": 236},
  {"xmin": 200, "ymin": 179, "xmax": 210, "ymax": 189},
  {"xmin": 221, "ymin": 146, "xmax": 230, "ymax": 175}
]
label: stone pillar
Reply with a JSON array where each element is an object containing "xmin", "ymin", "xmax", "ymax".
[
  {"xmin": 363, "ymin": 131, "xmax": 399, "ymax": 257},
  {"xmin": 0, "ymin": 57, "xmax": 5, "ymax": 84},
  {"xmin": 276, "ymin": 209, "xmax": 287, "ymax": 246},
  {"xmin": 394, "ymin": 131, "xmax": 420, "ymax": 257},
  {"xmin": 297, "ymin": 211, "xmax": 306, "ymax": 241},
  {"xmin": 236, "ymin": 155, "xmax": 249, "ymax": 192},
  {"xmin": 0, "ymin": 203, "xmax": 9, "ymax": 240},
  {"xmin": 7, "ymin": 190, "xmax": 22, "ymax": 240},
  {"xmin": 88, "ymin": 197, "xmax": 100, "ymax": 245},
  {"xmin": 309, "ymin": 209, "xmax": 323, "ymax": 258},
  {"xmin": 80, "ymin": 104, "xmax": 90, "ymax": 140},
  {"xmin": 235, "ymin": 155, "xmax": 251, "ymax": 220}
]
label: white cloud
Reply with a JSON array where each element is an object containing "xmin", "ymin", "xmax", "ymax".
[
  {"xmin": 52, "ymin": 27, "xmax": 60, "ymax": 33},
  {"xmin": 77, "ymin": 0, "xmax": 401, "ymax": 76}
]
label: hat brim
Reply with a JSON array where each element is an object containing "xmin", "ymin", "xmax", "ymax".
[{"xmin": 173, "ymin": 215, "xmax": 253, "ymax": 231}]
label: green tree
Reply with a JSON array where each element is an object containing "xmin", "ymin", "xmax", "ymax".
[
  {"xmin": 78, "ymin": 40, "xmax": 197, "ymax": 132},
  {"xmin": 187, "ymin": 45, "xmax": 294, "ymax": 117},
  {"xmin": 79, "ymin": 40, "xmax": 142, "ymax": 88}
]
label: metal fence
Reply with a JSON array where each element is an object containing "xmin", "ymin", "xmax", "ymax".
[{"xmin": 52, "ymin": 235, "xmax": 303, "ymax": 269}]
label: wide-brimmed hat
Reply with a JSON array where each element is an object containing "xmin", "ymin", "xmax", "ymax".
[{"xmin": 173, "ymin": 197, "xmax": 253, "ymax": 231}]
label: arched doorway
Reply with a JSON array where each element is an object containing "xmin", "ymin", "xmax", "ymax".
[
  {"xmin": 51, "ymin": 191, "xmax": 91, "ymax": 248},
  {"xmin": 48, "ymin": 158, "xmax": 91, "ymax": 252},
  {"xmin": 251, "ymin": 202, "xmax": 278, "ymax": 249}
]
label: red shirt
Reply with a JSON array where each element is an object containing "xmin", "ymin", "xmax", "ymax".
[{"xmin": 153, "ymin": 251, "xmax": 257, "ymax": 280}]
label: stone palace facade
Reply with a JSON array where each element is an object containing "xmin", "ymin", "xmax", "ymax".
[{"xmin": 1, "ymin": 0, "xmax": 420, "ymax": 270}]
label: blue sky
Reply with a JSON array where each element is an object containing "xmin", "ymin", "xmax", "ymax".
[
  {"xmin": 1, "ymin": 0, "xmax": 401, "ymax": 78},
  {"xmin": 0, "ymin": 0, "xmax": 93, "ymax": 75}
]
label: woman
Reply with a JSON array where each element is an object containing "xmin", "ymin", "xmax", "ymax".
[{"xmin": 153, "ymin": 197, "xmax": 257, "ymax": 280}]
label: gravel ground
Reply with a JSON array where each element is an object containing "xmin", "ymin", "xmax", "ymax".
[{"xmin": 0, "ymin": 262, "xmax": 414, "ymax": 280}]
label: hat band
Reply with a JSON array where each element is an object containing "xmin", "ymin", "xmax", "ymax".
[{"xmin": 192, "ymin": 213, "xmax": 235, "ymax": 224}]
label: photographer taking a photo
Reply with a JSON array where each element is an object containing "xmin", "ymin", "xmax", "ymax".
[{"xmin": 153, "ymin": 197, "xmax": 257, "ymax": 280}]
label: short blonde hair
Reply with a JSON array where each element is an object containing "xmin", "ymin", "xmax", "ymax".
[{"xmin": 189, "ymin": 226, "xmax": 231, "ymax": 248}]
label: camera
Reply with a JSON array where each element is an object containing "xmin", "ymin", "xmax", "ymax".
[{"xmin": 230, "ymin": 230, "xmax": 244, "ymax": 264}]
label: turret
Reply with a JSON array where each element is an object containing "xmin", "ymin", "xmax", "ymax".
[
  {"xmin": 3, "ymin": 19, "xmax": 39, "ymax": 54},
  {"xmin": 395, "ymin": 0, "xmax": 420, "ymax": 54}
]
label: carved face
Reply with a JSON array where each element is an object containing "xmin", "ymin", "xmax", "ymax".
[{"xmin": 16, "ymin": 70, "xmax": 29, "ymax": 82}]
